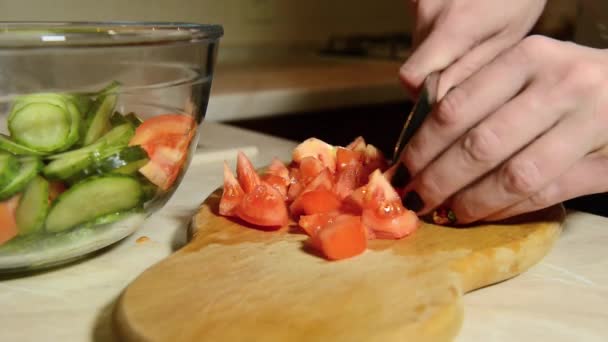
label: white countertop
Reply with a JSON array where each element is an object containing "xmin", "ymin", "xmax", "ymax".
[
  {"xmin": 1, "ymin": 122, "xmax": 607, "ymax": 341},
  {"xmin": 205, "ymin": 55, "xmax": 408, "ymax": 122}
]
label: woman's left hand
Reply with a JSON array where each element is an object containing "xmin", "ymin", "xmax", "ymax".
[{"xmin": 399, "ymin": 35, "xmax": 608, "ymax": 224}]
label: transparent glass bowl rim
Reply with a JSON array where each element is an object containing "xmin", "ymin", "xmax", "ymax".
[{"xmin": 0, "ymin": 21, "xmax": 224, "ymax": 49}]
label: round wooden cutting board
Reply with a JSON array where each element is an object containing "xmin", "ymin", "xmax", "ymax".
[{"xmin": 114, "ymin": 188, "xmax": 565, "ymax": 342}]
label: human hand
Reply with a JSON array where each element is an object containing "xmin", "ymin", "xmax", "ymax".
[
  {"xmin": 401, "ymin": 0, "xmax": 546, "ymax": 100},
  {"xmin": 398, "ymin": 36, "xmax": 608, "ymax": 223}
]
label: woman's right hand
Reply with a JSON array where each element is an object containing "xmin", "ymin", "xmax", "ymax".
[{"xmin": 401, "ymin": 0, "xmax": 547, "ymax": 100}]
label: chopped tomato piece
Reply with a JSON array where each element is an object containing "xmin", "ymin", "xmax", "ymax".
[
  {"xmin": 261, "ymin": 174, "xmax": 288, "ymax": 199},
  {"xmin": 336, "ymin": 147, "xmax": 362, "ymax": 172},
  {"xmin": 292, "ymin": 138, "xmax": 337, "ymax": 173},
  {"xmin": 362, "ymin": 143, "xmax": 388, "ymax": 173},
  {"xmin": 301, "ymin": 168, "xmax": 333, "ymax": 194},
  {"xmin": 220, "ymin": 162, "xmax": 245, "ymax": 216},
  {"xmin": 266, "ymin": 157, "xmax": 290, "ymax": 184},
  {"xmin": 298, "ymin": 213, "xmax": 336, "ymax": 237},
  {"xmin": 313, "ymin": 215, "xmax": 367, "ymax": 261},
  {"xmin": 0, "ymin": 195, "xmax": 20, "ymax": 246},
  {"xmin": 129, "ymin": 113, "xmax": 196, "ymax": 190},
  {"xmin": 290, "ymin": 189, "xmax": 342, "ymax": 216},
  {"xmin": 298, "ymin": 156, "xmax": 324, "ymax": 185},
  {"xmin": 346, "ymin": 136, "xmax": 367, "ymax": 153},
  {"xmin": 334, "ymin": 163, "xmax": 365, "ymax": 200},
  {"xmin": 236, "ymin": 183, "xmax": 289, "ymax": 228},
  {"xmin": 361, "ymin": 170, "xmax": 420, "ymax": 239},
  {"xmin": 236, "ymin": 151, "xmax": 261, "ymax": 193}
]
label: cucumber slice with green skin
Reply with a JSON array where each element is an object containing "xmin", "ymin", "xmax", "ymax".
[
  {"xmin": 112, "ymin": 158, "xmax": 149, "ymax": 175},
  {"xmin": 0, "ymin": 158, "xmax": 43, "ymax": 201},
  {"xmin": 15, "ymin": 176, "xmax": 50, "ymax": 236},
  {"xmin": 47, "ymin": 124, "xmax": 135, "ymax": 161},
  {"xmin": 62, "ymin": 145, "xmax": 148, "ymax": 183},
  {"xmin": 45, "ymin": 175, "xmax": 143, "ymax": 233},
  {"xmin": 0, "ymin": 134, "xmax": 48, "ymax": 156},
  {"xmin": 0, "ymin": 153, "xmax": 19, "ymax": 189},
  {"xmin": 125, "ymin": 112, "xmax": 143, "ymax": 128},
  {"xmin": 82, "ymin": 90, "xmax": 119, "ymax": 146},
  {"xmin": 8, "ymin": 103, "xmax": 72, "ymax": 152},
  {"xmin": 42, "ymin": 153, "xmax": 93, "ymax": 181},
  {"xmin": 11, "ymin": 94, "xmax": 81, "ymax": 152},
  {"xmin": 65, "ymin": 94, "xmax": 92, "ymax": 117},
  {"xmin": 110, "ymin": 111, "xmax": 129, "ymax": 127}
]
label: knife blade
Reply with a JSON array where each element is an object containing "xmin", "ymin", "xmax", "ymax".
[{"xmin": 391, "ymin": 74, "xmax": 436, "ymax": 164}]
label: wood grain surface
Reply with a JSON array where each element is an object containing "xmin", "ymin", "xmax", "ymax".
[{"xmin": 114, "ymin": 188, "xmax": 565, "ymax": 342}]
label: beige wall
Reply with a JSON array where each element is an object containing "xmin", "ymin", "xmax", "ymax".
[{"xmin": 0, "ymin": 0, "xmax": 413, "ymax": 48}]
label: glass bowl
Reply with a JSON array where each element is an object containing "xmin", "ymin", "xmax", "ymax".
[{"xmin": 0, "ymin": 21, "xmax": 223, "ymax": 273}]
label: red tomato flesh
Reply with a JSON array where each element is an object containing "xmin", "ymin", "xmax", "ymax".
[
  {"xmin": 292, "ymin": 138, "xmax": 337, "ymax": 173},
  {"xmin": 236, "ymin": 151, "xmax": 261, "ymax": 193},
  {"xmin": 236, "ymin": 183, "xmax": 289, "ymax": 228},
  {"xmin": 313, "ymin": 215, "xmax": 367, "ymax": 261},
  {"xmin": 129, "ymin": 113, "xmax": 196, "ymax": 190},
  {"xmin": 0, "ymin": 195, "xmax": 20, "ymax": 246},
  {"xmin": 290, "ymin": 189, "xmax": 342, "ymax": 216},
  {"xmin": 266, "ymin": 157, "xmax": 290, "ymax": 184},
  {"xmin": 336, "ymin": 147, "xmax": 362, "ymax": 172},
  {"xmin": 298, "ymin": 213, "xmax": 335, "ymax": 237},
  {"xmin": 261, "ymin": 174, "xmax": 288, "ymax": 199},
  {"xmin": 220, "ymin": 162, "xmax": 245, "ymax": 216}
]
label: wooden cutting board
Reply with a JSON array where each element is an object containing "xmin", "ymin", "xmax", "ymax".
[{"xmin": 114, "ymin": 188, "xmax": 565, "ymax": 342}]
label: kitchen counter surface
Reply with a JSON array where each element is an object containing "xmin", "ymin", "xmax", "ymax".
[
  {"xmin": 205, "ymin": 55, "xmax": 408, "ymax": 121},
  {"xmin": 1, "ymin": 122, "xmax": 607, "ymax": 341}
]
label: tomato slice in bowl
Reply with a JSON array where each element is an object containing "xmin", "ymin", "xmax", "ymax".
[
  {"xmin": 0, "ymin": 195, "xmax": 20, "ymax": 246},
  {"xmin": 236, "ymin": 182, "xmax": 289, "ymax": 229},
  {"xmin": 129, "ymin": 113, "xmax": 196, "ymax": 190}
]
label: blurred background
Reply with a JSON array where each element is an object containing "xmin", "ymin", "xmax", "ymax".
[{"xmin": 3, "ymin": 0, "xmax": 605, "ymax": 215}]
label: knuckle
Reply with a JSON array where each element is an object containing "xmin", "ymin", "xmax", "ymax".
[
  {"xmin": 435, "ymin": 86, "xmax": 467, "ymax": 126},
  {"xmin": 417, "ymin": 173, "xmax": 444, "ymax": 206},
  {"xmin": 401, "ymin": 142, "xmax": 423, "ymax": 176},
  {"xmin": 528, "ymin": 187, "xmax": 557, "ymax": 208},
  {"xmin": 504, "ymin": 35, "xmax": 551, "ymax": 68},
  {"xmin": 461, "ymin": 125, "xmax": 501, "ymax": 163},
  {"xmin": 502, "ymin": 159, "xmax": 542, "ymax": 196}
]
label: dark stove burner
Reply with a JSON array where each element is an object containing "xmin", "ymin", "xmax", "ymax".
[{"xmin": 320, "ymin": 32, "xmax": 412, "ymax": 60}]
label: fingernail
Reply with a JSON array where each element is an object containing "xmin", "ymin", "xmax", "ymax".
[
  {"xmin": 391, "ymin": 163, "xmax": 410, "ymax": 188},
  {"xmin": 403, "ymin": 191, "xmax": 424, "ymax": 212}
]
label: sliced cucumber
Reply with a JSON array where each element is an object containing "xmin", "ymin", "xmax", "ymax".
[
  {"xmin": 8, "ymin": 103, "xmax": 72, "ymax": 152},
  {"xmin": 47, "ymin": 124, "xmax": 135, "ymax": 161},
  {"xmin": 0, "ymin": 158, "xmax": 43, "ymax": 200},
  {"xmin": 112, "ymin": 158, "xmax": 149, "ymax": 175},
  {"xmin": 15, "ymin": 176, "xmax": 50, "ymax": 236},
  {"xmin": 64, "ymin": 94, "xmax": 92, "ymax": 117},
  {"xmin": 59, "ymin": 145, "xmax": 148, "ymax": 183},
  {"xmin": 110, "ymin": 111, "xmax": 128, "ymax": 127},
  {"xmin": 0, "ymin": 134, "xmax": 48, "ymax": 156},
  {"xmin": 45, "ymin": 175, "xmax": 143, "ymax": 233},
  {"xmin": 43, "ymin": 153, "xmax": 94, "ymax": 181},
  {"xmin": 125, "ymin": 112, "xmax": 143, "ymax": 128},
  {"xmin": 82, "ymin": 89, "xmax": 119, "ymax": 145},
  {"xmin": 0, "ymin": 153, "xmax": 19, "ymax": 189}
]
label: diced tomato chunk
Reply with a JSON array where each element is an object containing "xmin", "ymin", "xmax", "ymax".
[
  {"xmin": 292, "ymin": 138, "xmax": 337, "ymax": 173},
  {"xmin": 298, "ymin": 213, "xmax": 336, "ymax": 237},
  {"xmin": 261, "ymin": 174, "xmax": 288, "ymax": 199},
  {"xmin": 290, "ymin": 189, "xmax": 342, "ymax": 216},
  {"xmin": 220, "ymin": 162, "xmax": 245, "ymax": 216},
  {"xmin": 346, "ymin": 136, "xmax": 367, "ymax": 153},
  {"xmin": 334, "ymin": 163, "xmax": 364, "ymax": 200},
  {"xmin": 360, "ymin": 170, "xmax": 420, "ymax": 239},
  {"xmin": 313, "ymin": 215, "xmax": 367, "ymax": 261},
  {"xmin": 0, "ymin": 195, "xmax": 20, "ymax": 246},
  {"xmin": 236, "ymin": 151, "xmax": 261, "ymax": 193},
  {"xmin": 298, "ymin": 156, "xmax": 324, "ymax": 185},
  {"xmin": 266, "ymin": 157, "xmax": 290, "ymax": 183},
  {"xmin": 301, "ymin": 168, "xmax": 333, "ymax": 194},
  {"xmin": 236, "ymin": 183, "xmax": 289, "ymax": 228},
  {"xmin": 336, "ymin": 147, "xmax": 362, "ymax": 172}
]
